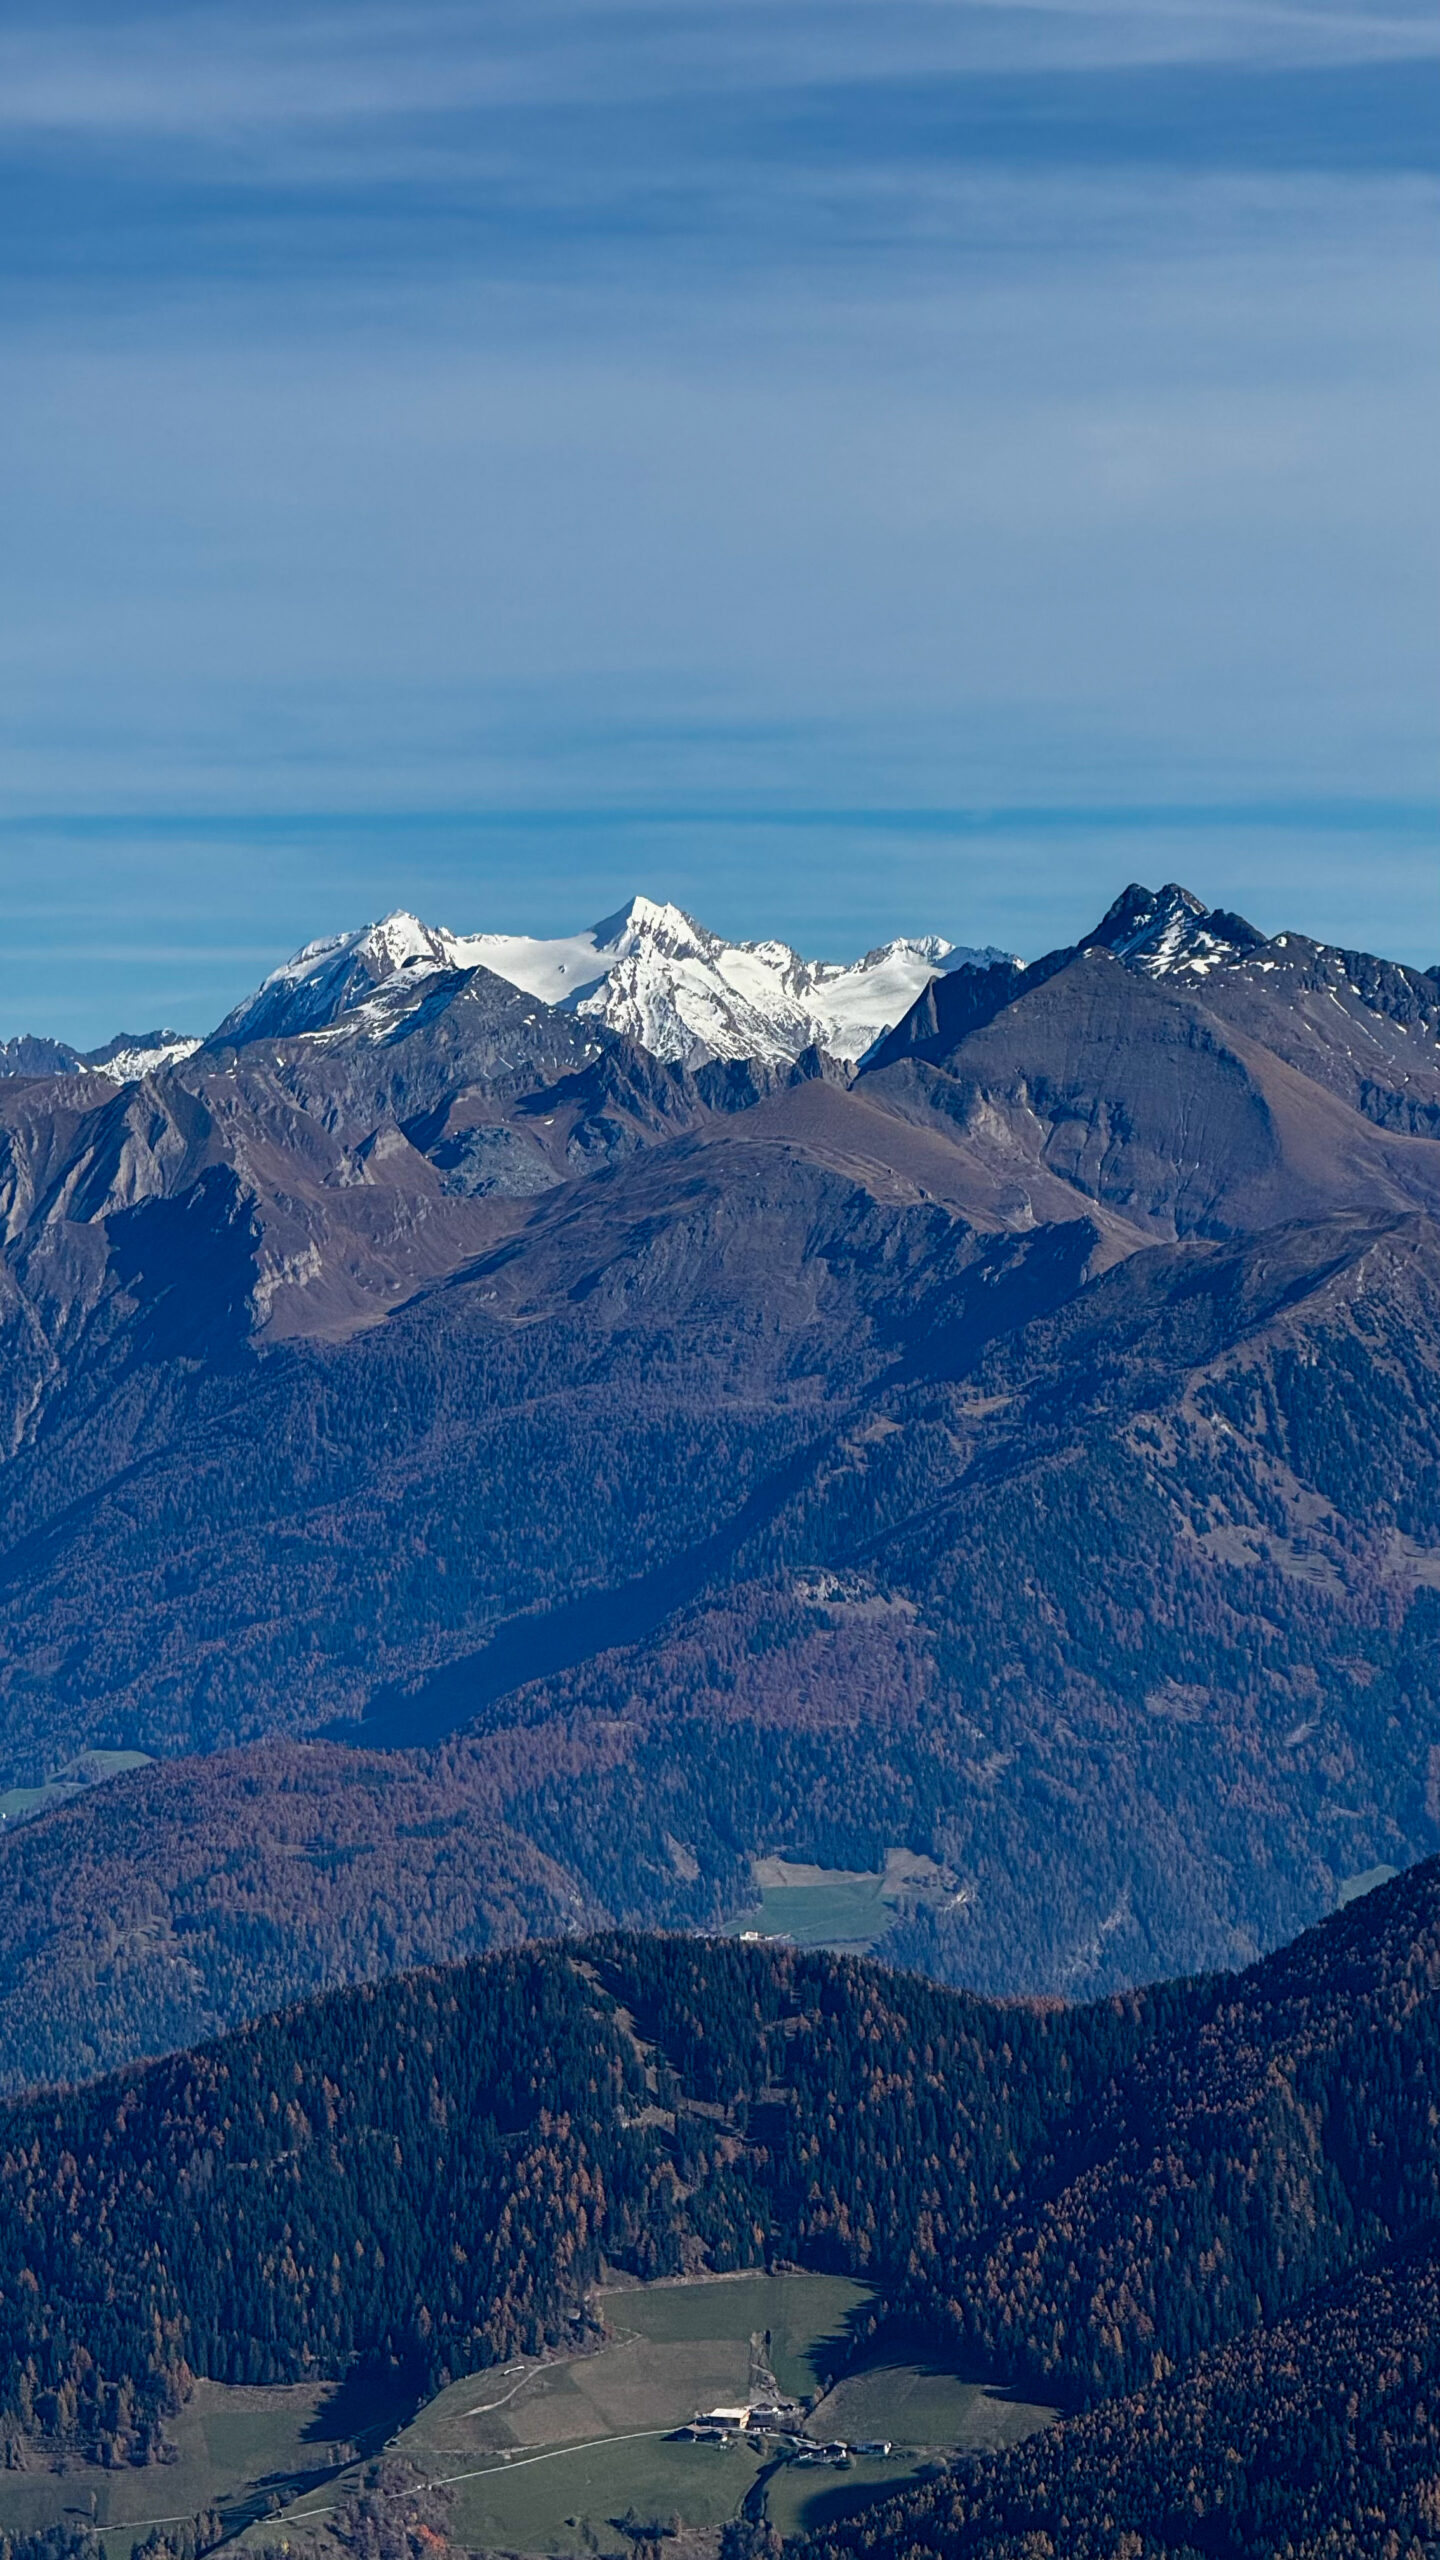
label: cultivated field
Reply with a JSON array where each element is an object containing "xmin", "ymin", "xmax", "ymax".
[
  {"xmin": 265, "ymin": 2270, "xmax": 1058, "ymax": 2557},
  {"xmin": 732, "ymin": 1879, "xmax": 895, "ymax": 1951},
  {"xmin": 431, "ymin": 2422, "xmax": 766, "ymax": 2553},
  {"xmin": 599, "ymin": 2269, "xmax": 870, "ymax": 2401},
  {"xmin": 273, "ymin": 2269, "xmax": 873, "ymax": 2553},
  {"xmin": 806, "ymin": 2356, "xmax": 1057, "ymax": 2457},
  {"xmin": 727, "ymin": 1852, "xmax": 963, "ymax": 1954},
  {"xmin": 761, "ymin": 2347, "xmax": 1060, "ymax": 2537},
  {"xmin": 0, "ymin": 2271, "xmax": 1060, "ymax": 2560}
]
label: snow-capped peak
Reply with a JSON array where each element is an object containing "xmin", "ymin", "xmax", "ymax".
[
  {"xmin": 457, "ymin": 897, "xmax": 1016, "ymax": 1064},
  {"xmin": 210, "ymin": 912, "xmax": 454, "ymax": 1047},
  {"xmin": 357, "ymin": 912, "xmax": 454, "ymax": 975},
  {"xmin": 591, "ymin": 894, "xmax": 704, "ymax": 954},
  {"xmin": 209, "ymin": 896, "xmax": 1018, "ymax": 1067},
  {"xmin": 437, "ymin": 895, "xmax": 698, "ymax": 1011}
]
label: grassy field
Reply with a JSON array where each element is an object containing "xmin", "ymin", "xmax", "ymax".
[
  {"xmin": 600, "ymin": 2270, "xmax": 871, "ymax": 2401},
  {"xmin": 267, "ymin": 2272, "xmax": 876, "ymax": 2557},
  {"xmin": 270, "ymin": 2277, "xmax": 1059, "ymax": 2557},
  {"xmin": 729, "ymin": 1879, "xmax": 896, "ymax": 1951},
  {"xmin": 763, "ymin": 2451, "xmax": 917, "ymax": 2540},
  {"xmin": 799, "ymin": 2355, "xmax": 1050, "ymax": 2457},
  {"xmin": 806, "ymin": 2356, "xmax": 1056, "ymax": 2456},
  {"xmin": 1337, "ymin": 1863, "xmax": 1399, "ymax": 1908},
  {"xmin": 764, "ymin": 2355, "xmax": 1060, "ymax": 2538},
  {"xmin": 0, "ymin": 1748, "xmax": 153, "ymax": 1827},
  {"xmin": 0, "ymin": 2378, "xmax": 348, "ymax": 2554},
  {"xmin": 439, "ymin": 2426, "xmax": 767, "ymax": 2554},
  {"xmin": 13, "ymin": 2273, "xmax": 1057, "ymax": 2560},
  {"xmin": 726, "ymin": 1851, "xmax": 963, "ymax": 1954}
]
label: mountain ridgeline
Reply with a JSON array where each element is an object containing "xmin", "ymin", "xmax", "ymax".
[
  {"xmin": 5, "ymin": 1868, "xmax": 1440, "ymax": 2560},
  {"xmin": 0, "ymin": 881, "xmax": 1439, "ymax": 2082}
]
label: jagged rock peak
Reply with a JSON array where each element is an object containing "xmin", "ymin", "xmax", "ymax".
[
  {"xmin": 86, "ymin": 1031, "xmax": 205, "ymax": 1080},
  {"xmin": 1086, "ymin": 881, "xmax": 1267, "ymax": 979}
]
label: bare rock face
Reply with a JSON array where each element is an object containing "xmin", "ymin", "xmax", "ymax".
[{"xmin": 864, "ymin": 944, "xmax": 1440, "ymax": 1239}]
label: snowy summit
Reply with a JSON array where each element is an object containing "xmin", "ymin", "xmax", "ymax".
[{"xmin": 210, "ymin": 894, "xmax": 1016, "ymax": 1068}]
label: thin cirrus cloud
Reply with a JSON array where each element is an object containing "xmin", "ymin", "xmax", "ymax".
[
  {"xmin": 3, "ymin": 0, "xmax": 1439, "ymax": 130},
  {"xmin": 0, "ymin": 0, "xmax": 1436, "ymax": 1045}
]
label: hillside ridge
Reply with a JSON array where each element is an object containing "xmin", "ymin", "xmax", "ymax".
[{"xmin": 2, "ymin": 1866, "xmax": 1440, "ymax": 2560}]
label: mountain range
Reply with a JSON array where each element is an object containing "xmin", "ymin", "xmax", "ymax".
[
  {"xmin": 2, "ymin": 896, "xmax": 1010, "ymax": 1085},
  {"xmin": 0, "ymin": 878, "xmax": 1439, "ymax": 2089},
  {"xmin": 212, "ymin": 895, "xmax": 1012, "ymax": 1067}
]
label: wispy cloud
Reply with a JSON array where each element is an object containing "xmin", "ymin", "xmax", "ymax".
[
  {"xmin": 3, "ymin": 0, "xmax": 1438, "ymax": 147},
  {"xmin": 0, "ymin": 3, "xmax": 1432, "ymax": 333}
]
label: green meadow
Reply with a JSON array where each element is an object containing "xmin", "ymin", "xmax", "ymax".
[
  {"xmin": 264, "ymin": 2272, "xmax": 1056, "ymax": 2558},
  {"xmin": 0, "ymin": 2378, "xmax": 347, "ymax": 2554},
  {"xmin": 0, "ymin": 2270, "xmax": 1060, "ymax": 2560}
]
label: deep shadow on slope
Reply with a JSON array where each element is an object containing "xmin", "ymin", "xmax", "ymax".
[
  {"xmin": 357, "ymin": 1433, "xmax": 827, "ymax": 1747},
  {"xmin": 359, "ymin": 1211, "xmax": 1101, "ymax": 1748}
]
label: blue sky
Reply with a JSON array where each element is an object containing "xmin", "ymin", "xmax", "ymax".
[{"xmin": 1, "ymin": 0, "xmax": 1437, "ymax": 1042}]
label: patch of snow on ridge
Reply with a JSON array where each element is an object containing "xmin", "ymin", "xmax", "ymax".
[
  {"xmin": 441, "ymin": 918, "xmax": 622, "ymax": 1009},
  {"xmin": 0, "ymin": 1029, "xmax": 203, "ymax": 1084},
  {"xmin": 89, "ymin": 1033, "xmax": 203, "ymax": 1081},
  {"xmin": 1088, "ymin": 882, "xmax": 1266, "ymax": 981},
  {"xmin": 807, "ymin": 936, "xmax": 965, "ymax": 1059},
  {"xmin": 213, "ymin": 895, "xmax": 1018, "ymax": 1067}
]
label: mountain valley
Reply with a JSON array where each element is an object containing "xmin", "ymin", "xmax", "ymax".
[
  {"xmin": 0, "ymin": 882, "xmax": 1437, "ymax": 2079},
  {"xmin": 0, "ymin": 878, "xmax": 1438, "ymax": 2560}
]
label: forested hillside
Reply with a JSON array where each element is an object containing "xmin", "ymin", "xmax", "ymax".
[
  {"xmin": 4, "ymin": 1864, "xmax": 1440, "ymax": 2532},
  {"xmin": 0, "ymin": 1743, "xmax": 598, "ymax": 2096},
  {"xmin": 809, "ymin": 2232, "xmax": 1440, "ymax": 2560},
  {"xmin": 4, "ymin": 1186, "xmax": 1440, "ymax": 2081}
]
